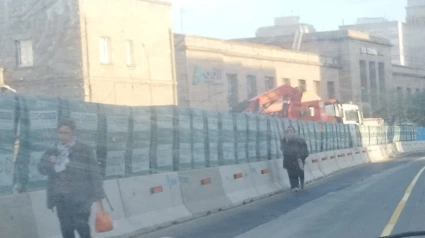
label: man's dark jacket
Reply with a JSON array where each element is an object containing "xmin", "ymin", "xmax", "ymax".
[
  {"xmin": 37, "ymin": 141, "xmax": 105, "ymax": 209},
  {"xmin": 281, "ymin": 136, "xmax": 309, "ymax": 171}
]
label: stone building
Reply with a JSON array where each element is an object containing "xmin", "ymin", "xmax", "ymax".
[
  {"xmin": 237, "ymin": 29, "xmax": 395, "ymax": 117},
  {"xmin": 0, "ymin": 0, "xmax": 177, "ymax": 106},
  {"xmin": 174, "ymin": 34, "xmax": 340, "ymax": 112},
  {"xmin": 340, "ymin": 18, "xmax": 406, "ymax": 66}
]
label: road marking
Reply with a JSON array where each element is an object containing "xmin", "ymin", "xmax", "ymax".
[{"xmin": 380, "ymin": 166, "xmax": 425, "ymax": 237}]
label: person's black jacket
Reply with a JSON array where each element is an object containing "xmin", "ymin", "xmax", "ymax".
[
  {"xmin": 37, "ymin": 141, "xmax": 105, "ymax": 209},
  {"xmin": 281, "ymin": 136, "xmax": 309, "ymax": 171}
]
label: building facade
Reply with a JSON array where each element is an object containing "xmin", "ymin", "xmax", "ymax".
[
  {"xmin": 405, "ymin": 0, "xmax": 425, "ymax": 69},
  {"xmin": 174, "ymin": 34, "xmax": 340, "ymax": 112},
  {"xmin": 339, "ymin": 18, "xmax": 406, "ymax": 66},
  {"xmin": 238, "ymin": 30, "xmax": 394, "ymax": 117},
  {"xmin": 0, "ymin": 0, "xmax": 177, "ymax": 106}
]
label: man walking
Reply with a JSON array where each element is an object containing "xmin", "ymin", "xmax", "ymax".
[
  {"xmin": 281, "ymin": 126, "xmax": 309, "ymax": 191},
  {"xmin": 38, "ymin": 119, "xmax": 105, "ymax": 238}
]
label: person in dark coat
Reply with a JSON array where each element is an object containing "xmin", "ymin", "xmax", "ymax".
[
  {"xmin": 281, "ymin": 126, "xmax": 309, "ymax": 192},
  {"xmin": 38, "ymin": 119, "xmax": 105, "ymax": 238}
]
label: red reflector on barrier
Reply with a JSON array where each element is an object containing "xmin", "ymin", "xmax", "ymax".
[
  {"xmin": 201, "ymin": 178, "xmax": 211, "ymax": 185},
  {"xmin": 330, "ymin": 156, "xmax": 336, "ymax": 159},
  {"xmin": 355, "ymin": 152, "xmax": 360, "ymax": 154},
  {"xmin": 150, "ymin": 186, "xmax": 163, "ymax": 194},
  {"xmin": 261, "ymin": 169, "xmax": 269, "ymax": 174},
  {"xmin": 322, "ymin": 157, "xmax": 327, "ymax": 161},
  {"xmin": 338, "ymin": 154, "xmax": 345, "ymax": 157},
  {"xmin": 234, "ymin": 173, "xmax": 243, "ymax": 179},
  {"xmin": 363, "ymin": 150, "xmax": 367, "ymax": 153},
  {"xmin": 347, "ymin": 152, "xmax": 353, "ymax": 155},
  {"xmin": 312, "ymin": 159, "xmax": 319, "ymax": 163},
  {"xmin": 369, "ymin": 150, "xmax": 373, "ymax": 152}
]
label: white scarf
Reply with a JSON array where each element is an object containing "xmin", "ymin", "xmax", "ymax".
[{"xmin": 54, "ymin": 140, "xmax": 75, "ymax": 173}]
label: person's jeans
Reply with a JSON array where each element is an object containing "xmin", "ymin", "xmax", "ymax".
[
  {"xmin": 56, "ymin": 195, "xmax": 92, "ymax": 238},
  {"xmin": 287, "ymin": 168, "xmax": 305, "ymax": 189}
]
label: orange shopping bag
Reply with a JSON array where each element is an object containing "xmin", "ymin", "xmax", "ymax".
[{"xmin": 95, "ymin": 196, "xmax": 114, "ymax": 233}]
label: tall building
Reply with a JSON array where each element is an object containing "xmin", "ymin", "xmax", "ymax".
[
  {"xmin": 340, "ymin": 18, "xmax": 406, "ymax": 65},
  {"xmin": 0, "ymin": 0, "xmax": 177, "ymax": 106},
  {"xmin": 255, "ymin": 16, "xmax": 316, "ymax": 38},
  {"xmin": 406, "ymin": 0, "xmax": 425, "ymax": 69}
]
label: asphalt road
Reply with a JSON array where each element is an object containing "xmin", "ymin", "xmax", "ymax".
[{"xmin": 140, "ymin": 153, "xmax": 425, "ymax": 238}]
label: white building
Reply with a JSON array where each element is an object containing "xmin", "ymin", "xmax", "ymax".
[{"xmin": 405, "ymin": 0, "xmax": 425, "ymax": 69}]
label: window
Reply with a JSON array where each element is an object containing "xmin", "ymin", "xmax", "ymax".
[
  {"xmin": 264, "ymin": 77, "xmax": 275, "ymax": 91},
  {"xmin": 314, "ymin": 81, "xmax": 321, "ymax": 96},
  {"xmin": 407, "ymin": 88, "xmax": 412, "ymax": 96},
  {"xmin": 16, "ymin": 40, "xmax": 33, "ymax": 67},
  {"xmin": 298, "ymin": 79, "xmax": 306, "ymax": 92},
  {"xmin": 397, "ymin": 87, "xmax": 403, "ymax": 108},
  {"xmin": 125, "ymin": 40, "xmax": 135, "ymax": 66},
  {"xmin": 360, "ymin": 60, "xmax": 368, "ymax": 102},
  {"xmin": 344, "ymin": 110, "xmax": 360, "ymax": 124},
  {"xmin": 247, "ymin": 75, "xmax": 257, "ymax": 98},
  {"xmin": 227, "ymin": 74, "xmax": 238, "ymax": 107},
  {"xmin": 281, "ymin": 78, "xmax": 291, "ymax": 86},
  {"xmin": 369, "ymin": 61, "xmax": 377, "ymax": 109},
  {"xmin": 327, "ymin": 82, "xmax": 335, "ymax": 99},
  {"xmin": 99, "ymin": 37, "xmax": 111, "ymax": 64},
  {"xmin": 378, "ymin": 62, "xmax": 386, "ymax": 92}
]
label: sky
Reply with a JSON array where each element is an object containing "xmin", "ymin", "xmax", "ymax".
[{"xmin": 166, "ymin": 0, "xmax": 406, "ymax": 39}]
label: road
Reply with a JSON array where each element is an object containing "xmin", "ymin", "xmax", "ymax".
[{"xmin": 140, "ymin": 153, "xmax": 425, "ymax": 238}]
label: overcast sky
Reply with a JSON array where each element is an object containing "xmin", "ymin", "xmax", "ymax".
[{"xmin": 167, "ymin": 0, "xmax": 406, "ymax": 39}]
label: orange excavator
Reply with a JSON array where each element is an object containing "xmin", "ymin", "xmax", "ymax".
[{"xmin": 230, "ymin": 84, "xmax": 344, "ymax": 123}]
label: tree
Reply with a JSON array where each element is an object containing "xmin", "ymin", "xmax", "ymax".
[{"xmin": 405, "ymin": 92, "xmax": 425, "ymax": 126}]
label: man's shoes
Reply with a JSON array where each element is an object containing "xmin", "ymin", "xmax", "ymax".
[{"xmin": 294, "ymin": 187, "xmax": 299, "ymax": 192}]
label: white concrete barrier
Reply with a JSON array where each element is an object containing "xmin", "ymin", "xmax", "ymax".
[
  {"xmin": 342, "ymin": 149, "xmax": 357, "ymax": 167},
  {"xmin": 269, "ymin": 159, "xmax": 291, "ymax": 190},
  {"xmin": 334, "ymin": 150, "xmax": 350, "ymax": 169},
  {"xmin": 118, "ymin": 172, "xmax": 192, "ymax": 233},
  {"xmin": 317, "ymin": 152, "xmax": 338, "ymax": 175},
  {"xmin": 178, "ymin": 168, "xmax": 232, "ymax": 217},
  {"xmin": 305, "ymin": 154, "xmax": 324, "ymax": 180},
  {"xmin": 351, "ymin": 148, "xmax": 365, "ymax": 165},
  {"xmin": 303, "ymin": 159, "xmax": 315, "ymax": 184},
  {"xmin": 368, "ymin": 145, "xmax": 386, "ymax": 163},
  {"xmin": 0, "ymin": 193, "xmax": 38, "ymax": 238},
  {"xmin": 248, "ymin": 161, "xmax": 283, "ymax": 197},
  {"xmin": 219, "ymin": 164, "xmax": 260, "ymax": 206}
]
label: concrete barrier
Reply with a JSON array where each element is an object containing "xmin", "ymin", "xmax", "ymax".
[
  {"xmin": 28, "ymin": 190, "xmax": 61, "ymax": 238},
  {"xmin": 118, "ymin": 172, "xmax": 192, "ymax": 233},
  {"xmin": 0, "ymin": 193, "xmax": 38, "ymax": 238},
  {"xmin": 368, "ymin": 145, "xmax": 386, "ymax": 163},
  {"xmin": 248, "ymin": 161, "xmax": 283, "ymax": 197},
  {"xmin": 302, "ymin": 159, "xmax": 315, "ymax": 184},
  {"xmin": 90, "ymin": 180, "xmax": 134, "ymax": 238},
  {"xmin": 334, "ymin": 150, "xmax": 350, "ymax": 169},
  {"xmin": 269, "ymin": 159, "xmax": 291, "ymax": 190},
  {"xmin": 317, "ymin": 152, "xmax": 337, "ymax": 175},
  {"xmin": 178, "ymin": 168, "xmax": 232, "ymax": 217},
  {"xmin": 352, "ymin": 148, "xmax": 365, "ymax": 165},
  {"xmin": 219, "ymin": 164, "xmax": 260, "ymax": 206},
  {"xmin": 342, "ymin": 149, "xmax": 356, "ymax": 167},
  {"xmin": 305, "ymin": 154, "xmax": 324, "ymax": 180}
]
